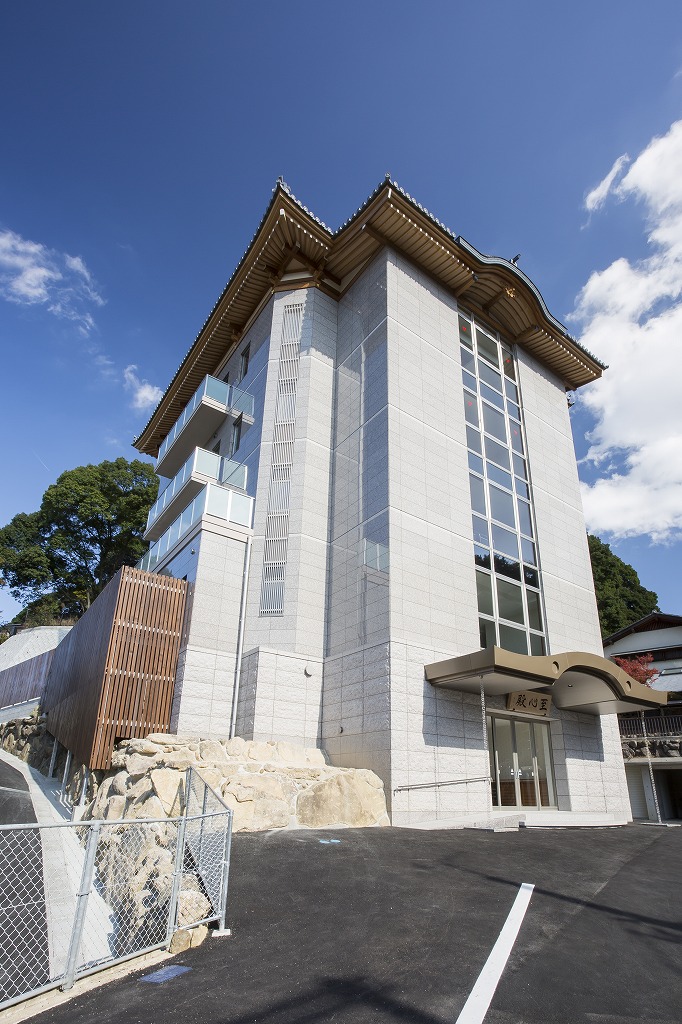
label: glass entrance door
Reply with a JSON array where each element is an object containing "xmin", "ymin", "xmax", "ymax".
[{"xmin": 487, "ymin": 715, "xmax": 556, "ymax": 809}]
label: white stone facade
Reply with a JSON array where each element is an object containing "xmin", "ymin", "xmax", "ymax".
[{"xmin": 145, "ymin": 237, "xmax": 631, "ymax": 827}]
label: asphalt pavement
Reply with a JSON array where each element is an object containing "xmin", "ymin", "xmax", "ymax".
[
  {"xmin": 0, "ymin": 759, "xmax": 51, "ymax": 1004},
  {"xmin": 0, "ymin": 760, "xmax": 38, "ymax": 826},
  {"xmin": 20, "ymin": 822, "xmax": 681, "ymax": 1024}
]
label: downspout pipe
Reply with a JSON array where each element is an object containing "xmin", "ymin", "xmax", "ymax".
[{"xmin": 229, "ymin": 535, "xmax": 252, "ymax": 739}]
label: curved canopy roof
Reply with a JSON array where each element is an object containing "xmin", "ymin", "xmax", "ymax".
[
  {"xmin": 425, "ymin": 647, "xmax": 667, "ymax": 715},
  {"xmin": 135, "ymin": 179, "xmax": 605, "ymax": 458}
]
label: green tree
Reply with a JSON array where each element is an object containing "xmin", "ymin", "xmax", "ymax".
[
  {"xmin": 8, "ymin": 594, "xmax": 82, "ymax": 628},
  {"xmin": 588, "ymin": 534, "xmax": 659, "ymax": 638},
  {"xmin": 0, "ymin": 458, "xmax": 158, "ymax": 615}
]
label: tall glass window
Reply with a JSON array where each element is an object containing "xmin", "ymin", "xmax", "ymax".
[{"xmin": 460, "ymin": 311, "xmax": 547, "ymax": 656}]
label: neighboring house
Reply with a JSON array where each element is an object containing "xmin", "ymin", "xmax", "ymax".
[
  {"xmin": 604, "ymin": 613, "xmax": 682, "ymax": 821},
  {"xmin": 132, "ymin": 179, "xmax": 663, "ymax": 827}
]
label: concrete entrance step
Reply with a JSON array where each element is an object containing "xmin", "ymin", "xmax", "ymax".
[
  {"xmin": 521, "ymin": 810, "xmax": 628, "ymax": 828},
  {"xmin": 401, "ymin": 809, "xmax": 629, "ymax": 831},
  {"xmin": 403, "ymin": 812, "xmax": 525, "ymax": 831}
]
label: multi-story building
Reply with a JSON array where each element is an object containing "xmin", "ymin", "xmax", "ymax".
[{"xmin": 134, "ymin": 179, "xmax": 664, "ymax": 827}]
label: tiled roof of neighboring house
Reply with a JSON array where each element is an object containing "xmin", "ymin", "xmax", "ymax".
[{"xmin": 603, "ymin": 613, "xmax": 682, "ymax": 646}]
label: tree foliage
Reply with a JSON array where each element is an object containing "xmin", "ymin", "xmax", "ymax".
[
  {"xmin": 8, "ymin": 594, "xmax": 81, "ymax": 628},
  {"xmin": 588, "ymin": 534, "xmax": 659, "ymax": 639},
  {"xmin": 613, "ymin": 653, "xmax": 659, "ymax": 688},
  {"xmin": 0, "ymin": 459, "xmax": 158, "ymax": 615}
]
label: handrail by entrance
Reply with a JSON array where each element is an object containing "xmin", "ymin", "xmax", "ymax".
[{"xmin": 393, "ymin": 775, "xmax": 491, "ymax": 794}]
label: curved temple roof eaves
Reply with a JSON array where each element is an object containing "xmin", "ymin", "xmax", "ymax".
[
  {"xmin": 135, "ymin": 178, "xmax": 604, "ymax": 456},
  {"xmin": 453, "ymin": 236, "xmax": 605, "ymax": 371},
  {"xmin": 332, "ymin": 177, "xmax": 604, "ymax": 372}
]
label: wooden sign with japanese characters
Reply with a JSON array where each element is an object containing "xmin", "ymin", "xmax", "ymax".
[{"xmin": 506, "ymin": 690, "xmax": 552, "ymax": 716}]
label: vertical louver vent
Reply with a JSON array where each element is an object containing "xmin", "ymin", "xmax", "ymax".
[{"xmin": 259, "ymin": 302, "xmax": 304, "ymax": 614}]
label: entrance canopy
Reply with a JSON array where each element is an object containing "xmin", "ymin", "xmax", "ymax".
[{"xmin": 425, "ymin": 647, "xmax": 667, "ymax": 716}]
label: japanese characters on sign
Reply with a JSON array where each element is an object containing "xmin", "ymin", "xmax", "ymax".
[{"xmin": 506, "ymin": 690, "xmax": 552, "ymax": 716}]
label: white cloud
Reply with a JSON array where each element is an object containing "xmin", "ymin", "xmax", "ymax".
[
  {"xmin": 0, "ymin": 226, "xmax": 103, "ymax": 334},
  {"xmin": 571, "ymin": 120, "xmax": 682, "ymax": 543},
  {"xmin": 93, "ymin": 352, "xmax": 116, "ymax": 379},
  {"xmin": 584, "ymin": 153, "xmax": 630, "ymax": 214},
  {"xmin": 123, "ymin": 365, "xmax": 163, "ymax": 412}
]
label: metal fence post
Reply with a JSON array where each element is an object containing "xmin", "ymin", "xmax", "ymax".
[
  {"xmin": 71, "ymin": 768, "xmax": 89, "ymax": 822},
  {"xmin": 214, "ymin": 811, "xmax": 234, "ymax": 936},
  {"xmin": 61, "ymin": 821, "xmax": 101, "ymax": 991},
  {"xmin": 166, "ymin": 813, "xmax": 188, "ymax": 945},
  {"xmin": 197, "ymin": 772, "xmax": 209, "ymax": 874},
  {"xmin": 60, "ymin": 749, "xmax": 72, "ymax": 798},
  {"xmin": 47, "ymin": 736, "xmax": 59, "ymax": 779}
]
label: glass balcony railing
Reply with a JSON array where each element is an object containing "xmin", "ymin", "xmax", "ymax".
[
  {"xmin": 146, "ymin": 447, "xmax": 248, "ymax": 534},
  {"xmin": 156, "ymin": 376, "xmax": 255, "ymax": 467},
  {"xmin": 138, "ymin": 482, "xmax": 253, "ymax": 573}
]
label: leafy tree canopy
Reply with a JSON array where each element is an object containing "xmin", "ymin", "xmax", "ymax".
[
  {"xmin": 7, "ymin": 593, "xmax": 82, "ymax": 629},
  {"xmin": 0, "ymin": 458, "xmax": 158, "ymax": 615},
  {"xmin": 588, "ymin": 534, "xmax": 659, "ymax": 639}
]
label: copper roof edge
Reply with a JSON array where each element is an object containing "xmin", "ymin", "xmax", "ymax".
[{"xmin": 134, "ymin": 179, "xmax": 605, "ymax": 455}]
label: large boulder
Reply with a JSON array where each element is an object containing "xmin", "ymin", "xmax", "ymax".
[
  {"xmin": 296, "ymin": 773, "xmax": 388, "ymax": 828},
  {"xmin": 125, "ymin": 751, "xmax": 161, "ymax": 778},
  {"xmin": 199, "ymin": 739, "xmax": 230, "ymax": 763},
  {"xmin": 223, "ymin": 774, "xmax": 291, "ymax": 831},
  {"xmin": 150, "ymin": 768, "xmax": 185, "ymax": 816}
]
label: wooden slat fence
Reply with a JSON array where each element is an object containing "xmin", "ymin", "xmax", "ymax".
[
  {"xmin": 0, "ymin": 648, "xmax": 58, "ymax": 708},
  {"xmin": 42, "ymin": 567, "xmax": 187, "ymax": 769}
]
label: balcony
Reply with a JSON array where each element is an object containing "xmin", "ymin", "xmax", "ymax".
[
  {"xmin": 145, "ymin": 447, "xmax": 248, "ymax": 541},
  {"xmin": 620, "ymin": 714, "xmax": 682, "ymax": 760},
  {"xmin": 138, "ymin": 481, "xmax": 253, "ymax": 574},
  {"xmin": 156, "ymin": 375, "xmax": 255, "ymax": 478}
]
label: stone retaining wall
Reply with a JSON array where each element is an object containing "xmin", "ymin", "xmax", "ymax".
[
  {"xmin": 622, "ymin": 738, "xmax": 681, "ymax": 759},
  {"xmin": 87, "ymin": 734, "xmax": 389, "ymax": 830},
  {"xmin": 0, "ymin": 715, "xmax": 390, "ymax": 831},
  {"xmin": 0, "ymin": 713, "xmax": 62, "ymax": 774}
]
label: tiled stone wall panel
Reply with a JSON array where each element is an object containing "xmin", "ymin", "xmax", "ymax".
[
  {"xmin": 386, "ymin": 254, "xmax": 479, "ymax": 658},
  {"xmin": 171, "ymin": 528, "xmax": 248, "ymax": 737},
  {"xmin": 322, "ymin": 642, "xmax": 391, "ymax": 794},
  {"xmin": 389, "ymin": 641, "xmax": 490, "ymax": 825},
  {"xmin": 240, "ymin": 647, "xmax": 323, "ymax": 748},
  {"xmin": 327, "ymin": 259, "xmax": 390, "ymax": 660},
  {"xmin": 244, "ymin": 288, "xmax": 335, "ymax": 665},
  {"xmin": 516, "ymin": 349, "xmax": 602, "ymax": 656}
]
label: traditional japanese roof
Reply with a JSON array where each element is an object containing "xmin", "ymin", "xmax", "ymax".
[
  {"xmin": 135, "ymin": 179, "xmax": 605, "ymax": 457},
  {"xmin": 603, "ymin": 613, "xmax": 682, "ymax": 646}
]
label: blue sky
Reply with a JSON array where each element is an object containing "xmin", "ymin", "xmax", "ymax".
[{"xmin": 1, "ymin": 1, "xmax": 681, "ymax": 622}]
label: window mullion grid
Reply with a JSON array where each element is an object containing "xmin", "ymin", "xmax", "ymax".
[{"xmin": 460, "ymin": 311, "xmax": 546, "ymax": 656}]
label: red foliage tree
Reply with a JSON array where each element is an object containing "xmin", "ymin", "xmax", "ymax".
[{"xmin": 613, "ymin": 653, "xmax": 659, "ymax": 688}]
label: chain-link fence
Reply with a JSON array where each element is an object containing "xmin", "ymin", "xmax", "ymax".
[{"xmin": 0, "ymin": 767, "xmax": 233, "ymax": 1010}]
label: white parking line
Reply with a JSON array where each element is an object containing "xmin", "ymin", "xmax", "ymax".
[{"xmin": 456, "ymin": 882, "xmax": 534, "ymax": 1024}]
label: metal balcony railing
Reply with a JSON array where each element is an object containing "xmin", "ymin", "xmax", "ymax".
[
  {"xmin": 619, "ymin": 715, "xmax": 682, "ymax": 739},
  {"xmin": 156, "ymin": 376, "xmax": 254, "ymax": 468},
  {"xmin": 146, "ymin": 448, "xmax": 247, "ymax": 536},
  {"xmin": 138, "ymin": 482, "xmax": 253, "ymax": 574}
]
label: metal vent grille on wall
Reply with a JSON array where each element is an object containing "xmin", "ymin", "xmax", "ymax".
[{"xmin": 259, "ymin": 302, "xmax": 304, "ymax": 614}]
